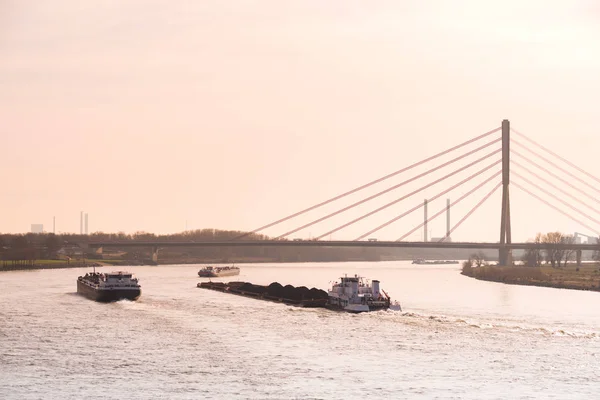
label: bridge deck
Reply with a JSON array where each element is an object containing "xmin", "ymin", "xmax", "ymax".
[{"xmin": 87, "ymin": 240, "xmax": 598, "ymax": 251}]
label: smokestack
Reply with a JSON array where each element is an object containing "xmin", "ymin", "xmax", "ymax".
[
  {"xmin": 85, "ymin": 213, "xmax": 89, "ymax": 235},
  {"xmin": 80, "ymin": 211, "xmax": 83, "ymax": 235},
  {"xmin": 446, "ymin": 198, "xmax": 451, "ymax": 241},
  {"xmin": 53, "ymin": 216, "xmax": 56, "ymax": 234},
  {"xmin": 424, "ymin": 199, "xmax": 428, "ymax": 242}
]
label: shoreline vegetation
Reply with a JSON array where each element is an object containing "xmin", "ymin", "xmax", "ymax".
[
  {"xmin": 461, "ymin": 231, "xmax": 600, "ymax": 293},
  {"xmin": 0, "ymin": 259, "xmax": 129, "ymax": 272},
  {"xmin": 462, "ymin": 263, "xmax": 600, "ymax": 292}
]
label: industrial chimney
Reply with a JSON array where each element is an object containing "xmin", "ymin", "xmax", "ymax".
[
  {"xmin": 423, "ymin": 199, "xmax": 428, "ymax": 242},
  {"xmin": 446, "ymin": 198, "xmax": 451, "ymax": 242}
]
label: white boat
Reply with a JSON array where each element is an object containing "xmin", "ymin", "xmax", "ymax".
[
  {"xmin": 327, "ymin": 274, "xmax": 401, "ymax": 313},
  {"xmin": 198, "ymin": 265, "xmax": 240, "ymax": 278}
]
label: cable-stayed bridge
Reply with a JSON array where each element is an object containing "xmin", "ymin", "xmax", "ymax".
[{"xmin": 89, "ymin": 120, "xmax": 600, "ymax": 264}]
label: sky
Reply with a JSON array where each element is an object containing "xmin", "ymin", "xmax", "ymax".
[{"xmin": 2, "ymin": 0, "xmax": 600, "ymax": 242}]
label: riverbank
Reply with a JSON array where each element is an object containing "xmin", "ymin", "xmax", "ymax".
[
  {"xmin": 0, "ymin": 260, "xmax": 131, "ymax": 272},
  {"xmin": 462, "ymin": 264, "xmax": 600, "ymax": 292}
]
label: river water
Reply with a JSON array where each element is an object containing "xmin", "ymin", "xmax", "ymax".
[{"xmin": 1, "ymin": 261, "xmax": 599, "ymax": 399}]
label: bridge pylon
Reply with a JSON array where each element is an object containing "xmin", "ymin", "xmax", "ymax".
[{"xmin": 499, "ymin": 119, "xmax": 512, "ymax": 265}]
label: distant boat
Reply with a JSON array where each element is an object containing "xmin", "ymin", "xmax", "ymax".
[
  {"xmin": 412, "ymin": 259, "xmax": 459, "ymax": 265},
  {"xmin": 198, "ymin": 265, "xmax": 240, "ymax": 278}
]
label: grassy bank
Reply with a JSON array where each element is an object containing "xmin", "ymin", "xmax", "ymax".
[
  {"xmin": 462, "ymin": 264, "xmax": 600, "ymax": 292},
  {"xmin": 0, "ymin": 259, "xmax": 128, "ymax": 272}
]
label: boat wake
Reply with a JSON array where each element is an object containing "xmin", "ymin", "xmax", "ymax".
[{"xmin": 386, "ymin": 311, "xmax": 600, "ymax": 339}]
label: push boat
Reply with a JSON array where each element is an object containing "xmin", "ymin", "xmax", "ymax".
[
  {"xmin": 327, "ymin": 274, "xmax": 401, "ymax": 313},
  {"xmin": 198, "ymin": 265, "xmax": 240, "ymax": 278},
  {"xmin": 77, "ymin": 270, "xmax": 141, "ymax": 302},
  {"xmin": 197, "ymin": 274, "xmax": 401, "ymax": 313}
]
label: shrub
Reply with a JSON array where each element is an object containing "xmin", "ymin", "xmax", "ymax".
[{"xmin": 461, "ymin": 260, "xmax": 473, "ymax": 275}]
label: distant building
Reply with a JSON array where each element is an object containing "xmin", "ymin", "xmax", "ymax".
[
  {"xmin": 574, "ymin": 233, "xmax": 598, "ymax": 245},
  {"xmin": 31, "ymin": 224, "xmax": 44, "ymax": 233},
  {"xmin": 56, "ymin": 245, "xmax": 84, "ymax": 260}
]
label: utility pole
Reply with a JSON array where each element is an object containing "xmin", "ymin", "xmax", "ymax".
[{"xmin": 499, "ymin": 119, "xmax": 512, "ymax": 265}]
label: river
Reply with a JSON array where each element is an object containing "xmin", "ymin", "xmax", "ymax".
[{"xmin": 1, "ymin": 261, "xmax": 599, "ymax": 399}]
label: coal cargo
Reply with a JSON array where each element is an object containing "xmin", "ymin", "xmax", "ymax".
[
  {"xmin": 238, "ymin": 282, "xmax": 267, "ymax": 295},
  {"xmin": 309, "ymin": 287, "xmax": 328, "ymax": 299},
  {"xmin": 197, "ymin": 280, "xmax": 328, "ymax": 308},
  {"xmin": 266, "ymin": 282, "xmax": 285, "ymax": 298}
]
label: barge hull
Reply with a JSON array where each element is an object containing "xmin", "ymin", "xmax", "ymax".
[{"xmin": 197, "ymin": 282, "xmax": 327, "ymax": 308}]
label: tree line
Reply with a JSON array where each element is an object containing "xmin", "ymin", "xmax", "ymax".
[
  {"xmin": 521, "ymin": 232, "xmax": 600, "ymax": 268},
  {"xmin": 0, "ymin": 229, "xmax": 385, "ymax": 264},
  {"xmin": 0, "ymin": 230, "xmax": 267, "ymax": 262}
]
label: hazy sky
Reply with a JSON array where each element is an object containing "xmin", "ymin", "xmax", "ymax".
[{"xmin": 2, "ymin": 1, "xmax": 600, "ymax": 241}]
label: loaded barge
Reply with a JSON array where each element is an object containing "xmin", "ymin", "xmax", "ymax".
[
  {"xmin": 77, "ymin": 271, "xmax": 141, "ymax": 302},
  {"xmin": 198, "ymin": 274, "xmax": 401, "ymax": 313},
  {"xmin": 198, "ymin": 281, "xmax": 328, "ymax": 307}
]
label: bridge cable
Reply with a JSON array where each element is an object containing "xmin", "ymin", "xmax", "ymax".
[
  {"xmin": 318, "ymin": 161, "xmax": 501, "ymax": 241},
  {"xmin": 512, "ymin": 159, "xmax": 600, "ymax": 216},
  {"xmin": 511, "ymin": 140, "xmax": 600, "ymax": 196},
  {"xmin": 276, "ymin": 146, "xmax": 502, "ymax": 239},
  {"xmin": 352, "ymin": 168, "xmax": 501, "ymax": 241},
  {"xmin": 511, "ymin": 181, "xmax": 600, "ymax": 236},
  {"xmin": 512, "ymin": 128, "xmax": 600, "ymax": 185},
  {"xmin": 440, "ymin": 183, "xmax": 502, "ymax": 242},
  {"xmin": 511, "ymin": 147, "xmax": 600, "ymax": 206},
  {"xmin": 512, "ymin": 171, "xmax": 600, "ymax": 227},
  {"xmin": 234, "ymin": 127, "xmax": 501, "ymax": 239},
  {"xmin": 396, "ymin": 178, "xmax": 502, "ymax": 241}
]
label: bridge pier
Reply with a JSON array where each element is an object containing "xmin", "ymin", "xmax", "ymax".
[
  {"xmin": 576, "ymin": 249, "xmax": 582, "ymax": 267},
  {"xmin": 499, "ymin": 119, "xmax": 512, "ymax": 265},
  {"xmin": 87, "ymin": 245, "xmax": 103, "ymax": 258},
  {"xmin": 151, "ymin": 246, "xmax": 159, "ymax": 264},
  {"xmin": 499, "ymin": 247, "xmax": 513, "ymax": 266}
]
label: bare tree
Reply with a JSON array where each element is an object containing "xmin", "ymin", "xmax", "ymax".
[
  {"xmin": 542, "ymin": 232, "xmax": 564, "ymax": 268},
  {"xmin": 542, "ymin": 232, "xmax": 574, "ymax": 268},
  {"xmin": 560, "ymin": 235, "xmax": 575, "ymax": 268},
  {"xmin": 522, "ymin": 233, "xmax": 544, "ymax": 267},
  {"xmin": 593, "ymin": 237, "xmax": 600, "ymax": 263},
  {"xmin": 470, "ymin": 251, "xmax": 487, "ymax": 267}
]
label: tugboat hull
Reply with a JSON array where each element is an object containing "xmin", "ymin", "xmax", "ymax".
[
  {"xmin": 198, "ymin": 270, "xmax": 240, "ymax": 278},
  {"xmin": 77, "ymin": 280, "xmax": 141, "ymax": 302},
  {"xmin": 326, "ymin": 302, "xmax": 390, "ymax": 313}
]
